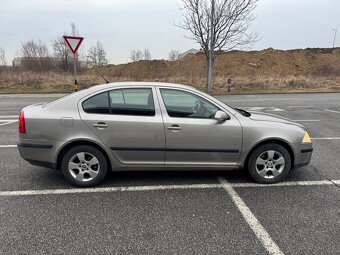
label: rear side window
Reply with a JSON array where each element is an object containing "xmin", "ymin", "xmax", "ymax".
[
  {"xmin": 109, "ymin": 88, "xmax": 155, "ymax": 116},
  {"xmin": 82, "ymin": 88, "xmax": 155, "ymax": 116},
  {"xmin": 82, "ymin": 92, "xmax": 109, "ymax": 114}
]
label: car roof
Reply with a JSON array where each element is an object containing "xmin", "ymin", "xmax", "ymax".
[
  {"xmin": 87, "ymin": 82, "xmax": 195, "ymax": 93},
  {"xmin": 44, "ymin": 82, "xmax": 197, "ymax": 108}
]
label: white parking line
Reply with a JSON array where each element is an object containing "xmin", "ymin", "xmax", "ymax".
[
  {"xmin": 0, "ymin": 116, "xmax": 18, "ymax": 119},
  {"xmin": 0, "ymin": 145, "xmax": 17, "ymax": 148},
  {"xmin": 219, "ymin": 177, "xmax": 284, "ymax": 255},
  {"xmin": 0, "ymin": 184, "xmax": 222, "ymax": 197},
  {"xmin": 325, "ymin": 109, "xmax": 340, "ymax": 114},
  {"xmin": 0, "ymin": 179, "xmax": 338, "ymax": 197},
  {"xmin": 0, "ymin": 121, "xmax": 17, "ymax": 126},
  {"xmin": 0, "ymin": 119, "xmax": 18, "ymax": 122}
]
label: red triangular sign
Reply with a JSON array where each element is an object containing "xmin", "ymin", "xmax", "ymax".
[{"xmin": 63, "ymin": 36, "xmax": 84, "ymax": 54}]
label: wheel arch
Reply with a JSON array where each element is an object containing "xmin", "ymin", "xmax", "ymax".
[
  {"xmin": 56, "ymin": 139, "xmax": 112, "ymax": 171},
  {"xmin": 243, "ymin": 138, "xmax": 295, "ymax": 170}
]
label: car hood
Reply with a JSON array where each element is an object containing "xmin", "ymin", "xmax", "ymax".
[{"xmin": 248, "ymin": 111, "xmax": 305, "ymax": 128}]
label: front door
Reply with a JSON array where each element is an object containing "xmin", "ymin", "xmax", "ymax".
[
  {"xmin": 79, "ymin": 87, "xmax": 165, "ymax": 166},
  {"xmin": 157, "ymin": 88, "xmax": 242, "ymax": 167}
]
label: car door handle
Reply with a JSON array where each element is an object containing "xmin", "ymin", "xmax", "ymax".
[
  {"xmin": 93, "ymin": 122, "xmax": 108, "ymax": 128},
  {"xmin": 167, "ymin": 124, "xmax": 181, "ymax": 131}
]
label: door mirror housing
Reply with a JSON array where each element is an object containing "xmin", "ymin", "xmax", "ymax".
[{"xmin": 214, "ymin": 111, "xmax": 230, "ymax": 121}]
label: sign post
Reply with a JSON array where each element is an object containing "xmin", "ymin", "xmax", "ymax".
[{"xmin": 63, "ymin": 36, "xmax": 84, "ymax": 91}]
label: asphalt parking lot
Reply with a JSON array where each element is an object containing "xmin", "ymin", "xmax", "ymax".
[{"xmin": 0, "ymin": 92, "xmax": 339, "ymax": 255}]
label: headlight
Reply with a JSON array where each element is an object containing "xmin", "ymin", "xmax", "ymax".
[{"xmin": 302, "ymin": 131, "xmax": 312, "ymax": 143}]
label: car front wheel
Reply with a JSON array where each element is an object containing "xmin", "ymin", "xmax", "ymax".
[
  {"xmin": 61, "ymin": 145, "xmax": 108, "ymax": 187},
  {"xmin": 247, "ymin": 143, "xmax": 291, "ymax": 184}
]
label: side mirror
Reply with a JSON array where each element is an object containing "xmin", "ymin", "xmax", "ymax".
[{"xmin": 214, "ymin": 110, "xmax": 230, "ymax": 121}]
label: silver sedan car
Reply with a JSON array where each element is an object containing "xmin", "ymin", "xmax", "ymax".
[{"xmin": 18, "ymin": 82, "xmax": 313, "ymax": 187}]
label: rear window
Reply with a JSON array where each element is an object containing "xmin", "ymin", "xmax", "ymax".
[{"xmin": 82, "ymin": 92, "xmax": 109, "ymax": 114}]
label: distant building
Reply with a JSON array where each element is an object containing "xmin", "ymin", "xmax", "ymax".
[{"xmin": 178, "ymin": 48, "xmax": 200, "ymax": 59}]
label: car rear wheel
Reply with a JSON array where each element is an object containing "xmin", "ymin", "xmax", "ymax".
[
  {"xmin": 61, "ymin": 145, "xmax": 108, "ymax": 187},
  {"xmin": 247, "ymin": 143, "xmax": 291, "ymax": 184}
]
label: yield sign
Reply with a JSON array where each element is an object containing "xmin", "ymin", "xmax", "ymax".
[{"xmin": 63, "ymin": 36, "xmax": 84, "ymax": 54}]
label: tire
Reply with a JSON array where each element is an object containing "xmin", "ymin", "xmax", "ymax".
[
  {"xmin": 61, "ymin": 145, "xmax": 108, "ymax": 187},
  {"xmin": 247, "ymin": 143, "xmax": 291, "ymax": 184}
]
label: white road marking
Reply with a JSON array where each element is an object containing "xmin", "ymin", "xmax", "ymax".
[
  {"xmin": 0, "ymin": 183, "xmax": 222, "ymax": 197},
  {"xmin": 0, "ymin": 121, "xmax": 17, "ymax": 126},
  {"xmin": 247, "ymin": 107, "xmax": 265, "ymax": 111},
  {"xmin": 267, "ymin": 107, "xmax": 285, "ymax": 112},
  {"xmin": 0, "ymin": 119, "xmax": 18, "ymax": 122},
  {"xmin": 219, "ymin": 177, "xmax": 284, "ymax": 255},
  {"xmin": 0, "ymin": 145, "xmax": 17, "ymax": 148},
  {"xmin": 325, "ymin": 109, "xmax": 340, "ymax": 114},
  {"xmin": 0, "ymin": 116, "xmax": 18, "ymax": 119},
  {"xmin": 292, "ymin": 120, "xmax": 320, "ymax": 122},
  {"xmin": 0, "ymin": 179, "xmax": 338, "ymax": 197}
]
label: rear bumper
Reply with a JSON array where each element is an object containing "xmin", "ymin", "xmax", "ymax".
[
  {"xmin": 17, "ymin": 140, "xmax": 60, "ymax": 169},
  {"xmin": 292, "ymin": 142, "xmax": 313, "ymax": 169},
  {"xmin": 25, "ymin": 159, "xmax": 56, "ymax": 169}
]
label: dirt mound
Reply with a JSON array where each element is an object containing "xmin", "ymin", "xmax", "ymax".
[{"xmin": 93, "ymin": 47, "xmax": 340, "ymax": 81}]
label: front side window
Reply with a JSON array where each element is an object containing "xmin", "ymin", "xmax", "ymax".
[
  {"xmin": 160, "ymin": 89, "xmax": 219, "ymax": 119},
  {"xmin": 109, "ymin": 88, "xmax": 155, "ymax": 116}
]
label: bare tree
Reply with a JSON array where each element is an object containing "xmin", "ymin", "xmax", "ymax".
[
  {"xmin": 21, "ymin": 40, "xmax": 49, "ymax": 58},
  {"xmin": 169, "ymin": 49, "xmax": 180, "ymax": 61},
  {"xmin": 144, "ymin": 49, "xmax": 151, "ymax": 60},
  {"xmin": 177, "ymin": 0, "xmax": 258, "ymax": 90},
  {"xmin": 0, "ymin": 47, "xmax": 7, "ymax": 66},
  {"xmin": 88, "ymin": 41, "xmax": 108, "ymax": 65},
  {"xmin": 88, "ymin": 45, "xmax": 98, "ymax": 65},
  {"xmin": 130, "ymin": 50, "xmax": 144, "ymax": 62},
  {"xmin": 52, "ymin": 36, "xmax": 72, "ymax": 71},
  {"xmin": 96, "ymin": 41, "xmax": 108, "ymax": 65},
  {"xmin": 20, "ymin": 40, "xmax": 51, "ymax": 70}
]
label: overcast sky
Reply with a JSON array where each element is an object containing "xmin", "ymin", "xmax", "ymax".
[{"xmin": 0, "ymin": 0, "xmax": 339, "ymax": 64}]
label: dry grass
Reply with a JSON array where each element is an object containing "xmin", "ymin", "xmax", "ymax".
[{"xmin": 1, "ymin": 69, "xmax": 340, "ymax": 94}]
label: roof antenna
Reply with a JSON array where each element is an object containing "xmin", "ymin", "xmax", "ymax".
[{"xmin": 92, "ymin": 68, "xmax": 110, "ymax": 84}]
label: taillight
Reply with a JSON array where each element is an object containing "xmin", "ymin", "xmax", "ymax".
[{"xmin": 19, "ymin": 111, "xmax": 26, "ymax": 134}]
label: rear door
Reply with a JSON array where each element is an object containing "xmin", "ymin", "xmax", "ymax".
[
  {"xmin": 79, "ymin": 87, "xmax": 165, "ymax": 166},
  {"xmin": 157, "ymin": 87, "xmax": 242, "ymax": 167}
]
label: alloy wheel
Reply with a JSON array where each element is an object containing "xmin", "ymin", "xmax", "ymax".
[
  {"xmin": 255, "ymin": 150, "xmax": 285, "ymax": 179},
  {"xmin": 68, "ymin": 152, "xmax": 100, "ymax": 182}
]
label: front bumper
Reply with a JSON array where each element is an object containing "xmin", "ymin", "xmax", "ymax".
[{"xmin": 291, "ymin": 142, "xmax": 313, "ymax": 169}]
